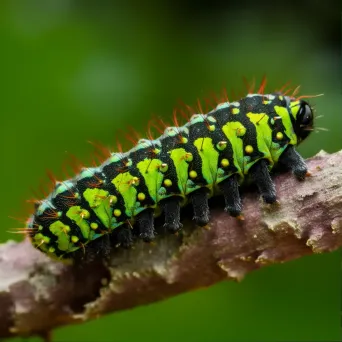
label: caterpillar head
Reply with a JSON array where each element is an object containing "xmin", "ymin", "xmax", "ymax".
[{"xmin": 288, "ymin": 98, "xmax": 314, "ymax": 144}]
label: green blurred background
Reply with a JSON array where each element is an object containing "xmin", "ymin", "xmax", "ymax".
[{"xmin": 1, "ymin": 1, "xmax": 341, "ymax": 341}]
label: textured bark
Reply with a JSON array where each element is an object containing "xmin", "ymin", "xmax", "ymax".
[{"xmin": 0, "ymin": 150, "xmax": 341, "ymax": 340}]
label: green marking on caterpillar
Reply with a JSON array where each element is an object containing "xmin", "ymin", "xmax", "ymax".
[
  {"xmin": 32, "ymin": 232, "xmax": 50, "ymax": 252},
  {"xmin": 221, "ymin": 121, "xmax": 245, "ymax": 176},
  {"xmin": 112, "ymin": 171, "xmax": 138, "ymax": 217},
  {"xmin": 274, "ymin": 106, "xmax": 297, "ymax": 145},
  {"xmin": 247, "ymin": 112, "xmax": 273, "ymax": 166},
  {"xmin": 137, "ymin": 158, "xmax": 163, "ymax": 203},
  {"xmin": 48, "ymin": 220, "xmax": 74, "ymax": 252},
  {"xmin": 66, "ymin": 206, "xmax": 92, "ymax": 239},
  {"xmin": 193, "ymin": 137, "xmax": 219, "ymax": 190},
  {"xmin": 289, "ymin": 100, "xmax": 301, "ymax": 117},
  {"xmin": 169, "ymin": 148, "xmax": 190, "ymax": 195},
  {"xmin": 83, "ymin": 188, "xmax": 111, "ymax": 228}
]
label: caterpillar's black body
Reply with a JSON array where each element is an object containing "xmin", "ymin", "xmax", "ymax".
[{"xmin": 27, "ymin": 91, "xmax": 314, "ymax": 260}]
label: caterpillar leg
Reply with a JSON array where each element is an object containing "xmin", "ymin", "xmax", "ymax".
[
  {"xmin": 73, "ymin": 233, "xmax": 111, "ymax": 264},
  {"xmin": 278, "ymin": 145, "xmax": 308, "ymax": 180},
  {"xmin": 162, "ymin": 197, "xmax": 183, "ymax": 233},
  {"xmin": 219, "ymin": 174, "xmax": 242, "ymax": 217},
  {"xmin": 137, "ymin": 209, "xmax": 155, "ymax": 242},
  {"xmin": 96, "ymin": 233, "xmax": 111, "ymax": 259},
  {"xmin": 190, "ymin": 188, "xmax": 210, "ymax": 227},
  {"xmin": 249, "ymin": 159, "xmax": 277, "ymax": 204},
  {"xmin": 117, "ymin": 224, "xmax": 133, "ymax": 248}
]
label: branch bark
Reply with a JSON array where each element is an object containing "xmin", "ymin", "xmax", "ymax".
[{"xmin": 1, "ymin": 150, "xmax": 342, "ymax": 339}]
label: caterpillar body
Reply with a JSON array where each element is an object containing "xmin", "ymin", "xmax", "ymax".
[{"xmin": 26, "ymin": 85, "xmax": 315, "ymax": 261}]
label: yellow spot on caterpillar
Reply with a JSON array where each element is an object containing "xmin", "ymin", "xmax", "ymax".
[
  {"xmin": 232, "ymin": 108, "xmax": 240, "ymax": 114},
  {"xmin": 221, "ymin": 159, "xmax": 229, "ymax": 167},
  {"xmin": 71, "ymin": 235, "xmax": 79, "ymax": 243},
  {"xmin": 276, "ymin": 132, "xmax": 283, "ymax": 140},
  {"xmin": 279, "ymin": 96, "xmax": 284, "ymax": 101},
  {"xmin": 245, "ymin": 145, "xmax": 254, "ymax": 154},
  {"xmin": 114, "ymin": 209, "xmax": 121, "ymax": 217},
  {"xmin": 48, "ymin": 247, "xmax": 55, "ymax": 253},
  {"xmin": 236, "ymin": 127, "xmax": 246, "ymax": 137},
  {"xmin": 164, "ymin": 179, "xmax": 172, "ymax": 187},
  {"xmin": 184, "ymin": 152, "xmax": 193, "ymax": 162},
  {"xmin": 189, "ymin": 170, "xmax": 197, "ymax": 179},
  {"xmin": 153, "ymin": 148, "xmax": 161, "ymax": 154},
  {"xmin": 216, "ymin": 141, "xmax": 227, "ymax": 150},
  {"xmin": 181, "ymin": 137, "xmax": 188, "ymax": 144},
  {"xmin": 90, "ymin": 222, "xmax": 98, "ymax": 230},
  {"xmin": 130, "ymin": 177, "xmax": 139, "ymax": 185},
  {"xmin": 208, "ymin": 125, "xmax": 215, "ymax": 131},
  {"xmin": 80, "ymin": 209, "xmax": 90, "ymax": 219},
  {"xmin": 137, "ymin": 192, "xmax": 146, "ymax": 201},
  {"xmin": 108, "ymin": 195, "xmax": 117, "ymax": 205},
  {"xmin": 160, "ymin": 163, "xmax": 168, "ymax": 172}
]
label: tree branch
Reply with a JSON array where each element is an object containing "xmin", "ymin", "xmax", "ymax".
[{"xmin": 1, "ymin": 150, "xmax": 342, "ymax": 339}]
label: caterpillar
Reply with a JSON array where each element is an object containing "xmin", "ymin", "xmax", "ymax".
[{"xmin": 23, "ymin": 79, "xmax": 317, "ymax": 261}]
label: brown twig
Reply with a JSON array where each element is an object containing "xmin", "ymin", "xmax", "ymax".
[{"xmin": 0, "ymin": 150, "xmax": 341, "ymax": 340}]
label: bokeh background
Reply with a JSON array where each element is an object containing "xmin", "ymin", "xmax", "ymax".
[{"xmin": 1, "ymin": 1, "xmax": 341, "ymax": 341}]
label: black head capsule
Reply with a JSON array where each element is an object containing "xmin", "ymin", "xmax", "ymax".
[{"xmin": 292, "ymin": 100, "xmax": 314, "ymax": 143}]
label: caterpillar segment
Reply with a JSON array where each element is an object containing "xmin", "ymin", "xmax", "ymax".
[{"xmin": 27, "ymin": 91, "xmax": 314, "ymax": 260}]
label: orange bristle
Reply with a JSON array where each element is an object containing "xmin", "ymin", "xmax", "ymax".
[
  {"xmin": 26, "ymin": 198, "xmax": 41, "ymax": 205},
  {"xmin": 257, "ymin": 75, "xmax": 267, "ymax": 95},
  {"xmin": 208, "ymin": 90, "xmax": 219, "ymax": 106},
  {"xmin": 8, "ymin": 215, "xmax": 28, "ymax": 224},
  {"xmin": 60, "ymin": 162, "xmax": 73, "ymax": 180},
  {"xmin": 124, "ymin": 131, "xmax": 138, "ymax": 146},
  {"xmin": 38, "ymin": 183, "xmax": 50, "ymax": 198},
  {"xmin": 46, "ymin": 169, "xmax": 58, "ymax": 186},
  {"xmin": 222, "ymin": 87, "xmax": 229, "ymax": 102},
  {"xmin": 147, "ymin": 116, "xmax": 164, "ymax": 135},
  {"xmin": 67, "ymin": 154, "xmax": 84, "ymax": 175},
  {"xmin": 8, "ymin": 228, "xmax": 37, "ymax": 235},
  {"xmin": 172, "ymin": 109, "xmax": 180, "ymax": 127},
  {"xmin": 128, "ymin": 126, "xmax": 142, "ymax": 142},
  {"xmin": 296, "ymin": 93, "xmax": 324, "ymax": 101},
  {"xmin": 175, "ymin": 99, "xmax": 192, "ymax": 121},
  {"xmin": 243, "ymin": 76, "xmax": 256, "ymax": 94},
  {"xmin": 86, "ymin": 173, "xmax": 104, "ymax": 188},
  {"xmin": 291, "ymin": 85, "xmax": 301, "ymax": 97},
  {"xmin": 203, "ymin": 96, "xmax": 215, "ymax": 110},
  {"xmin": 87, "ymin": 140, "xmax": 112, "ymax": 160},
  {"xmin": 40, "ymin": 209, "xmax": 60, "ymax": 220},
  {"xmin": 196, "ymin": 98, "xmax": 204, "ymax": 114},
  {"xmin": 115, "ymin": 139, "xmax": 123, "ymax": 153},
  {"xmin": 155, "ymin": 117, "xmax": 170, "ymax": 131},
  {"xmin": 277, "ymin": 81, "xmax": 291, "ymax": 94}
]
